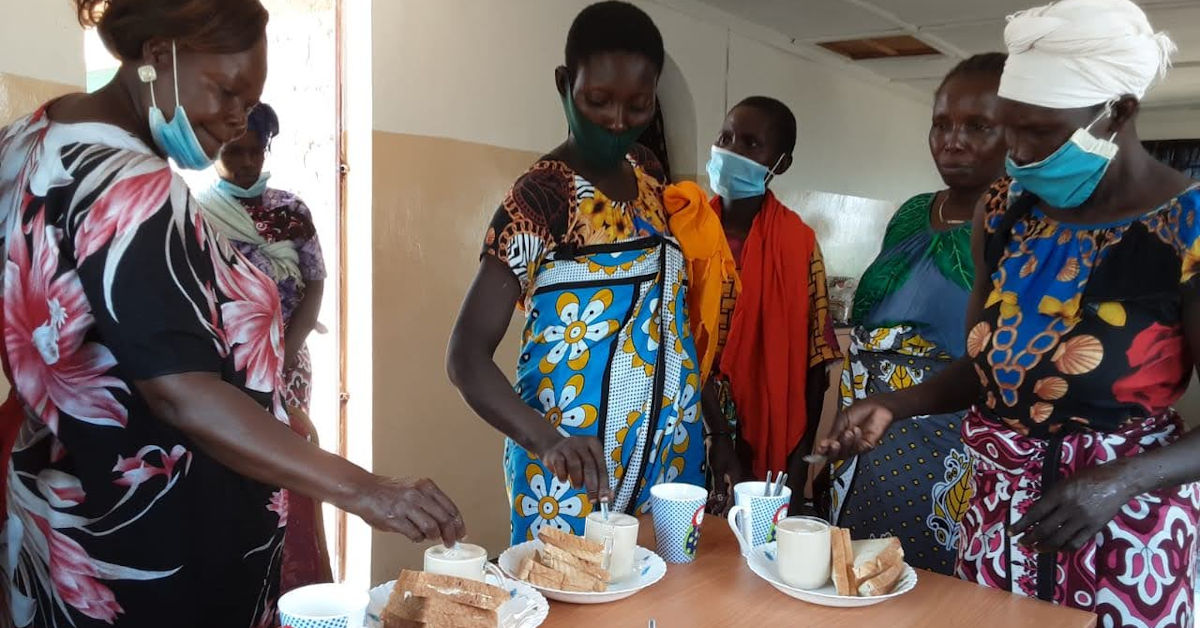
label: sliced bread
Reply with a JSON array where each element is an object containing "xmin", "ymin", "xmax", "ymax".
[
  {"xmin": 383, "ymin": 594, "xmax": 497, "ymax": 628},
  {"xmin": 538, "ymin": 527, "xmax": 605, "ymax": 566},
  {"xmin": 829, "ymin": 527, "xmax": 856, "ymax": 596},
  {"xmin": 393, "ymin": 570, "xmax": 508, "ymax": 612},
  {"xmin": 850, "ymin": 537, "xmax": 904, "ymax": 583},
  {"xmin": 856, "ymin": 559, "xmax": 906, "ymax": 597}
]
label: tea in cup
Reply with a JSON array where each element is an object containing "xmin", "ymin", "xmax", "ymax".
[
  {"xmin": 423, "ymin": 543, "xmax": 503, "ymax": 582},
  {"xmin": 775, "ymin": 516, "xmax": 831, "ymax": 590},
  {"xmin": 584, "ymin": 511, "xmax": 639, "ymax": 581}
]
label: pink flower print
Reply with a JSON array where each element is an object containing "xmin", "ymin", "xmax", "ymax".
[
  {"xmin": 111, "ymin": 445, "xmax": 190, "ymax": 490},
  {"xmin": 31, "ymin": 514, "xmax": 124, "ymax": 623},
  {"xmin": 4, "ymin": 212, "xmax": 127, "ymax": 431},
  {"xmin": 215, "ymin": 258, "xmax": 284, "ymax": 393},
  {"xmin": 268, "ymin": 490, "xmax": 288, "ymax": 528},
  {"xmin": 74, "ymin": 166, "xmax": 171, "ymax": 262}
]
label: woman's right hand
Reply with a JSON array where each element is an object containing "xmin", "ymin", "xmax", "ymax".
[
  {"xmin": 539, "ymin": 435, "xmax": 613, "ymax": 503},
  {"xmin": 706, "ymin": 436, "xmax": 747, "ymax": 515},
  {"xmin": 348, "ymin": 475, "xmax": 467, "ymax": 546},
  {"xmin": 814, "ymin": 399, "xmax": 896, "ymax": 461}
]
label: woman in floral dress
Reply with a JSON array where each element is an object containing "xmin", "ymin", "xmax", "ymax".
[
  {"xmin": 199, "ymin": 103, "xmax": 331, "ymax": 592},
  {"xmin": 819, "ymin": 1, "xmax": 1200, "ymax": 624},
  {"xmin": 0, "ymin": 1, "xmax": 463, "ymax": 625},
  {"xmin": 448, "ymin": 2, "xmax": 704, "ymax": 544}
]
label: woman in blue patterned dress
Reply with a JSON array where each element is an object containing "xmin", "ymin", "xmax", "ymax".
[{"xmin": 447, "ymin": 2, "xmax": 705, "ymax": 544}]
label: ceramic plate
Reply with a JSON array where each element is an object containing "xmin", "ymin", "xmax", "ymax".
[
  {"xmin": 498, "ymin": 540, "xmax": 667, "ymax": 605},
  {"xmin": 746, "ymin": 542, "xmax": 918, "ymax": 608},
  {"xmin": 365, "ymin": 573, "xmax": 549, "ymax": 628}
]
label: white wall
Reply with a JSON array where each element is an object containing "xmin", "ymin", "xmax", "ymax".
[
  {"xmin": 1140, "ymin": 107, "xmax": 1200, "ymax": 141},
  {"xmin": 0, "ymin": 0, "xmax": 84, "ymax": 85}
]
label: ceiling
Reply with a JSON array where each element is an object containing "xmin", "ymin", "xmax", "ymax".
[{"xmin": 694, "ymin": 0, "xmax": 1200, "ymax": 110}]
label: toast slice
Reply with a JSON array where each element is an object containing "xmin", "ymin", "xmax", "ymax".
[
  {"xmin": 393, "ymin": 569, "xmax": 508, "ymax": 612},
  {"xmin": 540, "ymin": 543, "xmax": 611, "ymax": 583},
  {"xmin": 516, "ymin": 555, "xmax": 566, "ymax": 590},
  {"xmin": 537, "ymin": 550, "xmax": 606, "ymax": 592},
  {"xmin": 850, "ymin": 537, "xmax": 905, "ymax": 583},
  {"xmin": 829, "ymin": 527, "xmax": 856, "ymax": 596},
  {"xmin": 383, "ymin": 594, "xmax": 497, "ymax": 628},
  {"xmin": 538, "ymin": 527, "xmax": 605, "ymax": 567},
  {"xmin": 856, "ymin": 559, "xmax": 906, "ymax": 597}
]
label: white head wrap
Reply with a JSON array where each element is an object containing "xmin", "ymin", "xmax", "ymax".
[{"xmin": 998, "ymin": 0, "xmax": 1177, "ymax": 109}]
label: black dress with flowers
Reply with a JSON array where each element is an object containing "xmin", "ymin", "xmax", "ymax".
[{"xmin": 0, "ymin": 112, "xmax": 287, "ymax": 625}]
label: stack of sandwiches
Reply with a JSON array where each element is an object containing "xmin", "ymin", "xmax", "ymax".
[
  {"xmin": 515, "ymin": 528, "xmax": 610, "ymax": 593},
  {"xmin": 830, "ymin": 528, "xmax": 906, "ymax": 597},
  {"xmin": 381, "ymin": 570, "xmax": 509, "ymax": 628}
]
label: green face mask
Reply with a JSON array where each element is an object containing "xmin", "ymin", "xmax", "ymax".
[{"xmin": 561, "ymin": 88, "xmax": 650, "ymax": 169}]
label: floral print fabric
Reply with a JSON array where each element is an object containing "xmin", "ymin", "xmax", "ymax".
[
  {"xmin": 485, "ymin": 147, "xmax": 705, "ymax": 544},
  {"xmin": 0, "ymin": 110, "xmax": 286, "ymax": 626}
]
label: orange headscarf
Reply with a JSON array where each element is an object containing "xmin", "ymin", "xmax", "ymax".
[
  {"xmin": 716, "ymin": 192, "xmax": 816, "ymax": 478},
  {"xmin": 662, "ymin": 181, "xmax": 740, "ymax": 383}
]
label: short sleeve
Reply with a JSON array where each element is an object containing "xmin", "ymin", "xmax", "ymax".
[
  {"xmin": 68, "ymin": 161, "xmax": 224, "ymax": 380},
  {"xmin": 808, "ymin": 243, "xmax": 842, "ymax": 367},
  {"xmin": 983, "ymin": 177, "xmax": 1014, "ymax": 234},
  {"xmin": 289, "ymin": 198, "xmax": 326, "ymax": 282},
  {"xmin": 1175, "ymin": 188, "xmax": 1200, "ymax": 289},
  {"xmin": 481, "ymin": 161, "xmax": 574, "ymax": 300}
]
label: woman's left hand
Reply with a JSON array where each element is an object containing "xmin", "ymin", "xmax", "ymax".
[{"xmin": 1010, "ymin": 462, "xmax": 1138, "ymax": 553}]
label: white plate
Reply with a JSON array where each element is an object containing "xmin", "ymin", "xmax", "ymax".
[
  {"xmin": 365, "ymin": 574, "xmax": 549, "ymax": 628},
  {"xmin": 498, "ymin": 540, "xmax": 667, "ymax": 605},
  {"xmin": 746, "ymin": 542, "xmax": 918, "ymax": 608}
]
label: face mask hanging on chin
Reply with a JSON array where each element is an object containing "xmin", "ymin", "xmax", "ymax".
[
  {"xmin": 1005, "ymin": 104, "xmax": 1120, "ymax": 210},
  {"xmin": 217, "ymin": 172, "xmax": 271, "ymax": 198},
  {"xmin": 140, "ymin": 41, "xmax": 214, "ymax": 171}
]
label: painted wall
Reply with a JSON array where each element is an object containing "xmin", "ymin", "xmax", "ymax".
[
  {"xmin": 368, "ymin": 0, "xmax": 941, "ymax": 583},
  {"xmin": 1140, "ymin": 107, "xmax": 1200, "ymax": 141}
]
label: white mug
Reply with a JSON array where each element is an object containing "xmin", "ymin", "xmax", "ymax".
[
  {"xmin": 278, "ymin": 583, "xmax": 368, "ymax": 628},
  {"xmin": 423, "ymin": 543, "xmax": 504, "ymax": 582},
  {"xmin": 775, "ymin": 516, "xmax": 831, "ymax": 590},
  {"xmin": 584, "ymin": 511, "xmax": 639, "ymax": 581},
  {"xmin": 727, "ymin": 481, "xmax": 791, "ymax": 556}
]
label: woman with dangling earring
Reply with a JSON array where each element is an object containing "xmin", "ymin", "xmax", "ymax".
[{"xmin": 0, "ymin": 2, "xmax": 463, "ymax": 624}]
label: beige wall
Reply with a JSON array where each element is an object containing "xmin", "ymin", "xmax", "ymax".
[
  {"xmin": 370, "ymin": 132, "xmax": 536, "ymax": 582},
  {"xmin": 1139, "ymin": 107, "xmax": 1200, "ymax": 141}
]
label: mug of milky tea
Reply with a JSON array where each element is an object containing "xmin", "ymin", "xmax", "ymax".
[
  {"xmin": 775, "ymin": 516, "xmax": 831, "ymax": 590},
  {"xmin": 584, "ymin": 511, "xmax": 640, "ymax": 581},
  {"xmin": 423, "ymin": 542, "xmax": 504, "ymax": 582}
]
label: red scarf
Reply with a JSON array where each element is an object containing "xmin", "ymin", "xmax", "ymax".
[{"xmin": 717, "ymin": 192, "xmax": 816, "ymax": 478}]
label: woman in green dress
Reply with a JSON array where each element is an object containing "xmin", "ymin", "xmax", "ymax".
[{"xmin": 828, "ymin": 54, "xmax": 1007, "ymax": 573}]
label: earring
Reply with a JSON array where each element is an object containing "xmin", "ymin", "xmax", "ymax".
[{"xmin": 137, "ymin": 64, "xmax": 157, "ymax": 83}]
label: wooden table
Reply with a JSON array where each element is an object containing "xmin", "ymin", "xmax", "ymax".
[{"xmin": 539, "ymin": 517, "xmax": 1097, "ymax": 628}]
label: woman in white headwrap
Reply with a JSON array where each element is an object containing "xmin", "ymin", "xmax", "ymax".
[{"xmin": 818, "ymin": 0, "xmax": 1200, "ymax": 624}]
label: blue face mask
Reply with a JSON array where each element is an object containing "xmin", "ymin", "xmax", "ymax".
[
  {"xmin": 706, "ymin": 146, "xmax": 784, "ymax": 201},
  {"xmin": 1004, "ymin": 108, "xmax": 1119, "ymax": 209},
  {"xmin": 144, "ymin": 41, "xmax": 213, "ymax": 171},
  {"xmin": 217, "ymin": 172, "xmax": 270, "ymax": 198}
]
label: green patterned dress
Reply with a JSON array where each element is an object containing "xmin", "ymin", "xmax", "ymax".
[{"xmin": 828, "ymin": 193, "xmax": 975, "ymax": 574}]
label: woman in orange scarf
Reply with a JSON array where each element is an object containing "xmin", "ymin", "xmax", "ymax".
[{"xmin": 702, "ymin": 97, "xmax": 842, "ymax": 514}]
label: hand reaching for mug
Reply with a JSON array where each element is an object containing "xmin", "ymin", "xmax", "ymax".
[
  {"xmin": 350, "ymin": 475, "xmax": 466, "ymax": 546},
  {"xmin": 814, "ymin": 399, "xmax": 896, "ymax": 461}
]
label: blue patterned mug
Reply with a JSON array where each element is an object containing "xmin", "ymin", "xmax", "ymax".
[
  {"xmin": 650, "ymin": 482, "xmax": 708, "ymax": 563},
  {"xmin": 727, "ymin": 481, "xmax": 791, "ymax": 556},
  {"xmin": 279, "ymin": 583, "xmax": 368, "ymax": 628}
]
